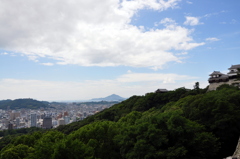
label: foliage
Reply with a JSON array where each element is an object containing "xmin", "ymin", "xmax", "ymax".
[
  {"xmin": 0, "ymin": 127, "xmax": 44, "ymax": 151},
  {"xmin": 172, "ymin": 85, "xmax": 240, "ymax": 158},
  {"xmin": 0, "ymin": 127, "xmax": 43, "ymax": 137},
  {"xmin": 69, "ymin": 121, "xmax": 120, "ymax": 159},
  {"xmin": 0, "ymin": 144, "xmax": 34, "ymax": 159},
  {"xmin": 115, "ymin": 110, "xmax": 219, "ymax": 159},
  {"xmin": 56, "ymin": 87, "xmax": 207, "ymax": 134}
]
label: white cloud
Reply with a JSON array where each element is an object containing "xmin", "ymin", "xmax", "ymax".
[
  {"xmin": 186, "ymin": 1, "xmax": 193, "ymax": 4},
  {"xmin": 220, "ymin": 22, "xmax": 227, "ymax": 24},
  {"xmin": 206, "ymin": 37, "xmax": 220, "ymax": 42},
  {"xmin": 159, "ymin": 18, "xmax": 177, "ymax": 26},
  {"xmin": 0, "ymin": 52, "xmax": 8, "ymax": 55},
  {"xmin": 0, "ymin": 0, "xmax": 203, "ymax": 70},
  {"xmin": 204, "ymin": 10, "xmax": 227, "ymax": 19},
  {"xmin": 184, "ymin": 16, "xmax": 203, "ymax": 26},
  {"xmin": 0, "ymin": 72, "xmax": 199, "ymax": 101},
  {"xmin": 176, "ymin": 52, "xmax": 188, "ymax": 55},
  {"xmin": 231, "ymin": 19, "xmax": 237, "ymax": 24},
  {"xmin": 41, "ymin": 63, "xmax": 54, "ymax": 66},
  {"xmin": 127, "ymin": 70, "xmax": 132, "ymax": 73},
  {"xmin": 116, "ymin": 73, "xmax": 197, "ymax": 83},
  {"xmin": 27, "ymin": 56, "xmax": 39, "ymax": 62}
]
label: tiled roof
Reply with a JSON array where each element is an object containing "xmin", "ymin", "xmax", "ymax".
[
  {"xmin": 229, "ymin": 64, "xmax": 240, "ymax": 70},
  {"xmin": 209, "ymin": 71, "xmax": 225, "ymax": 76},
  {"xmin": 155, "ymin": 89, "xmax": 168, "ymax": 92},
  {"xmin": 219, "ymin": 74, "xmax": 229, "ymax": 79}
]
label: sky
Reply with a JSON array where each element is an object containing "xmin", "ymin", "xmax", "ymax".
[{"xmin": 0, "ymin": 0, "xmax": 240, "ymax": 101}]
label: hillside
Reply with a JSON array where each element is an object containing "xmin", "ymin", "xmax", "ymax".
[
  {"xmin": 1, "ymin": 84, "xmax": 240, "ymax": 159},
  {"xmin": 0, "ymin": 98, "xmax": 48, "ymax": 109}
]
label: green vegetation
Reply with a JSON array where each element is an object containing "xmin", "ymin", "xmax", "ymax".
[
  {"xmin": 0, "ymin": 99, "xmax": 48, "ymax": 109},
  {"xmin": 1, "ymin": 84, "xmax": 240, "ymax": 158}
]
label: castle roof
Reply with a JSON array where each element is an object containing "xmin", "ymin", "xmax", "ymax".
[
  {"xmin": 229, "ymin": 64, "xmax": 240, "ymax": 70},
  {"xmin": 218, "ymin": 74, "xmax": 229, "ymax": 79},
  {"xmin": 155, "ymin": 89, "xmax": 168, "ymax": 93},
  {"xmin": 209, "ymin": 71, "xmax": 224, "ymax": 76}
]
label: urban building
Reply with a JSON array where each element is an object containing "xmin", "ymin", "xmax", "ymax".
[
  {"xmin": 9, "ymin": 111, "xmax": 20, "ymax": 121},
  {"xmin": 8, "ymin": 122, "xmax": 13, "ymax": 130},
  {"xmin": 42, "ymin": 116, "xmax": 52, "ymax": 129},
  {"xmin": 30, "ymin": 113, "xmax": 37, "ymax": 127},
  {"xmin": 16, "ymin": 117, "xmax": 20, "ymax": 127},
  {"xmin": 58, "ymin": 118, "xmax": 65, "ymax": 126},
  {"xmin": 64, "ymin": 116, "xmax": 70, "ymax": 125}
]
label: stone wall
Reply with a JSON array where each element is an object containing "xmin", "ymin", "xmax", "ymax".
[
  {"xmin": 208, "ymin": 79, "xmax": 240, "ymax": 91},
  {"xmin": 233, "ymin": 137, "xmax": 240, "ymax": 158}
]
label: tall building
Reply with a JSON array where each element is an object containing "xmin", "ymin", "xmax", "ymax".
[
  {"xmin": 63, "ymin": 111, "xmax": 69, "ymax": 117},
  {"xmin": 42, "ymin": 117, "xmax": 52, "ymax": 129},
  {"xmin": 9, "ymin": 112, "xmax": 20, "ymax": 121},
  {"xmin": 8, "ymin": 122, "xmax": 13, "ymax": 130},
  {"xmin": 64, "ymin": 116, "xmax": 70, "ymax": 125},
  {"xmin": 72, "ymin": 116, "xmax": 77, "ymax": 122},
  {"xmin": 58, "ymin": 118, "xmax": 65, "ymax": 126},
  {"xmin": 30, "ymin": 114, "xmax": 37, "ymax": 127},
  {"xmin": 16, "ymin": 117, "xmax": 20, "ymax": 127}
]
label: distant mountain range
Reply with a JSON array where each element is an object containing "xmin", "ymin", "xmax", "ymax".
[{"xmin": 90, "ymin": 94, "xmax": 126, "ymax": 101}]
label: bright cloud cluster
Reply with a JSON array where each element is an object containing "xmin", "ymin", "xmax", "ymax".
[
  {"xmin": 184, "ymin": 16, "xmax": 203, "ymax": 26},
  {"xmin": 0, "ymin": 0, "xmax": 203, "ymax": 69}
]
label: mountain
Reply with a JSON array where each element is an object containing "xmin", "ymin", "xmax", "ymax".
[
  {"xmin": 90, "ymin": 94, "xmax": 126, "ymax": 101},
  {"xmin": 0, "ymin": 98, "xmax": 48, "ymax": 109}
]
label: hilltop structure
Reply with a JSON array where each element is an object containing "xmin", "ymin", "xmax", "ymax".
[{"xmin": 208, "ymin": 64, "xmax": 240, "ymax": 91}]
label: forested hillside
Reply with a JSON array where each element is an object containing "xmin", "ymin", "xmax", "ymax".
[
  {"xmin": 1, "ymin": 84, "xmax": 240, "ymax": 159},
  {"xmin": 0, "ymin": 98, "xmax": 48, "ymax": 109}
]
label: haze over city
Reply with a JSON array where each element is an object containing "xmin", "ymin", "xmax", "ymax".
[{"xmin": 0, "ymin": 0, "xmax": 240, "ymax": 101}]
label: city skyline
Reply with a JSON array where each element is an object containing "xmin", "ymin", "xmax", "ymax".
[
  {"xmin": 0, "ymin": 101, "xmax": 114, "ymax": 130},
  {"xmin": 0, "ymin": 0, "xmax": 240, "ymax": 101}
]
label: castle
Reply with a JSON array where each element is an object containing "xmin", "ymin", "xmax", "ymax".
[{"xmin": 208, "ymin": 64, "xmax": 240, "ymax": 91}]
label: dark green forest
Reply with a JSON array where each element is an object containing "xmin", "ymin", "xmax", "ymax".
[
  {"xmin": 1, "ymin": 84, "xmax": 240, "ymax": 158},
  {"xmin": 0, "ymin": 99, "xmax": 48, "ymax": 109}
]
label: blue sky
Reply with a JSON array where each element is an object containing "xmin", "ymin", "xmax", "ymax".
[{"xmin": 0, "ymin": 0, "xmax": 240, "ymax": 101}]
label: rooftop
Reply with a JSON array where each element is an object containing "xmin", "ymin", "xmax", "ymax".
[
  {"xmin": 229, "ymin": 64, "xmax": 240, "ymax": 70},
  {"xmin": 209, "ymin": 71, "xmax": 225, "ymax": 76}
]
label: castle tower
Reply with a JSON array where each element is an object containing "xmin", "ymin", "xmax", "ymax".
[
  {"xmin": 208, "ymin": 71, "xmax": 229, "ymax": 84},
  {"xmin": 208, "ymin": 65, "xmax": 240, "ymax": 91},
  {"xmin": 228, "ymin": 64, "xmax": 240, "ymax": 79}
]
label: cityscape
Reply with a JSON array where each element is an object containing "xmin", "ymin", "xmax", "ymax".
[{"xmin": 0, "ymin": 101, "xmax": 118, "ymax": 130}]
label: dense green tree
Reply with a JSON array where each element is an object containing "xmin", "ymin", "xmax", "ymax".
[
  {"xmin": 52, "ymin": 139, "xmax": 93, "ymax": 159},
  {"xmin": 0, "ymin": 144, "xmax": 34, "ymax": 159},
  {"xmin": 69, "ymin": 121, "xmax": 121, "ymax": 159},
  {"xmin": 31, "ymin": 131, "xmax": 65, "ymax": 159},
  {"xmin": 175, "ymin": 85, "xmax": 240, "ymax": 158},
  {"xmin": 115, "ymin": 110, "xmax": 219, "ymax": 159}
]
